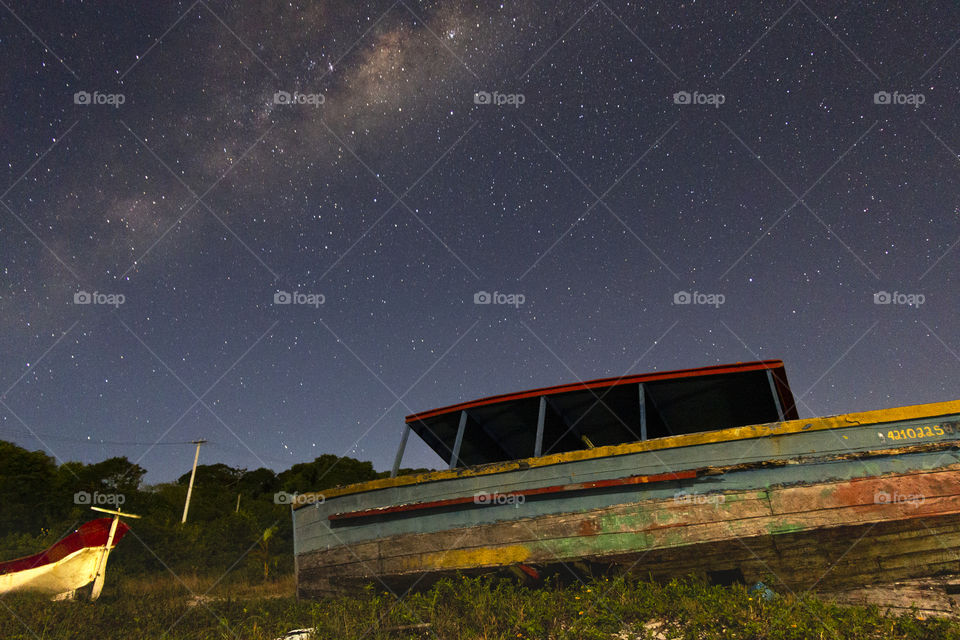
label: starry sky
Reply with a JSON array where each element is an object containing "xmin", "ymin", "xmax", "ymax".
[{"xmin": 1, "ymin": 1, "xmax": 958, "ymax": 483}]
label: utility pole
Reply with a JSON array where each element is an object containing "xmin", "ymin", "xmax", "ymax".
[{"xmin": 181, "ymin": 439, "xmax": 207, "ymax": 524}]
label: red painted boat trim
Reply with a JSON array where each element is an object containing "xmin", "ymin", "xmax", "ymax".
[
  {"xmin": 405, "ymin": 360, "xmax": 792, "ymax": 423},
  {"xmin": 518, "ymin": 564, "xmax": 540, "ymax": 580},
  {"xmin": 0, "ymin": 518, "xmax": 130, "ymax": 576},
  {"xmin": 328, "ymin": 470, "xmax": 699, "ymax": 522}
]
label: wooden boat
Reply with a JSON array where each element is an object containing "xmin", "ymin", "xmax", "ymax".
[
  {"xmin": 292, "ymin": 360, "xmax": 960, "ymax": 599},
  {"xmin": 0, "ymin": 507, "xmax": 139, "ymax": 600}
]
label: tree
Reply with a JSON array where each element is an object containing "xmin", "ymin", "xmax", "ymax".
[
  {"xmin": 0, "ymin": 441, "xmax": 60, "ymax": 536},
  {"xmin": 277, "ymin": 454, "xmax": 379, "ymax": 494}
]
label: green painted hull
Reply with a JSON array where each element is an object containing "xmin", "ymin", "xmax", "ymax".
[{"xmin": 294, "ymin": 403, "xmax": 960, "ymax": 597}]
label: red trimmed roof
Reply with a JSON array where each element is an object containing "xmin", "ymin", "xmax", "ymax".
[{"xmin": 406, "ymin": 360, "xmax": 787, "ymax": 423}]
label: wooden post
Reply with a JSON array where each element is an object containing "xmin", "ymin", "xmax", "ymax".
[
  {"xmin": 181, "ymin": 439, "xmax": 206, "ymax": 524},
  {"xmin": 391, "ymin": 424, "xmax": 411, "ymax": 478},
  {"xmin": 89, "ymin": 514, "xmax": 120, "ymax": 601},
  {"xmin": 449, "ymin": 411, "xmax": 467, "ymax": 469},
  {"xmin": 88, "ymin": 507, "xmax": 141, "ymax": 601},
  {"xmin": 534, "ymin": 396, "xmax": 546, "ymax": 457},
  {"xmin": 766, "ymin": 370, "xmax": 785, "ymax": 421},
  {"xmin": 638, "ymin": 383, "xmax": 647, "ymax": 441}
]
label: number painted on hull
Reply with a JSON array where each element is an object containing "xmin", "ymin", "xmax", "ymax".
[{"xmin": 886, "ymin": 423, "xmax": 952, "ymax": 441}]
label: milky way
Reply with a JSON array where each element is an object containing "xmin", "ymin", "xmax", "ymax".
[{"xmin": 1, "ymin": 2, "xmax": 958, "ymax": 481}]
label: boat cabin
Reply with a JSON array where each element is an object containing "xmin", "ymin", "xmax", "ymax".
[{"xmin": 393, "ymin": 360, "xmax": 798, "ymax": 475}]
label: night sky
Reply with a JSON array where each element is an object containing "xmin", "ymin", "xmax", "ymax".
[{"xmin": 1, "ymin": 2, "xmax": 958, "ymax": 483}]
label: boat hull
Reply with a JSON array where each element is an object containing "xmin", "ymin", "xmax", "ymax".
[
  {"xmin": 294, "ymin": 403, "xmax": 960, "ymax": 598},
  {"xmin": 0, "ymin": 518, "xmax": 129, "ymax": 598},
  {"xmin": 0, "ymin": 546, "xmax": 106, "ymax": 596},
  {"xmin": 298, "ymin": 463, "xmax": 960, "ymax": 596}
]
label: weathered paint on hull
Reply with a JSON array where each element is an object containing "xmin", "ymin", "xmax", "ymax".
[
  {"xmin": 294, "ymin": 403, "xmax": 960, "ymax": 598},
  {"xmin": 297, "ymin": 462, "xmax": 960, "ymax": 597},
  {"xmin": 294, "ymin": 417, "xmax": 960, "ymax": 554}
]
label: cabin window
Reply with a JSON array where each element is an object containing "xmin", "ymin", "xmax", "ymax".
[{"xmin": 406, "ymin": 366, "xmax": 796, "ymax": 468}]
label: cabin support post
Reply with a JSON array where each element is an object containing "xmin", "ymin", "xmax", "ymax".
[
  {"xmin": 534, "ymin": 396, "xmax": 546, "ymax": 457},
  {"xmin": 449, "ymin": 410, "xmax": 468, "ymax": 469},
  {"xmin": 766, "ymin": 369, "xmax": 785, "ymax": 421},
  {"xmin": 638, "ymin": 383, "xmax": 647, "ymax": 441},
  {"xmin": 390, "ymin": 423, "xmax": 411, "ymax": 478}
]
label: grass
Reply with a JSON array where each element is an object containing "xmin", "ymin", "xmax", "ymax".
[{"xmin": 2, "ymin": 573, "xmax": 959, "ymax": 639}]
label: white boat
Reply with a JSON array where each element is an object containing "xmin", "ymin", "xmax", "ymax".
[{"xmin": 0, "ymin": 507, "xmax": 139, "ymax": 600}]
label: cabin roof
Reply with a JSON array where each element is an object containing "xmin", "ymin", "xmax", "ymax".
[{"xmin": 404, "ymin": 360, "xmax": 798, "ymax": 468}]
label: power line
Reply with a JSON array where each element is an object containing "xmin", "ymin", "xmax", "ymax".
[{"xmin": 0, "ymin": 428, "xmax": 210, "ymax": 447}]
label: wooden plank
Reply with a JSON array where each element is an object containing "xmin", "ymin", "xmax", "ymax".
[
  {"xmin": 535, "ymin": 396, "xmax": 546, "ymax": 457},
  {"xmin": 303, "ymin": 524, "xmax": 960, "ymax": 597},
  {"xmin": 304, "ymin": 456, "xmax": 960, "ymax": 562},
  {"xmin": 328, "ymin": 470, "xmax": 699, "ymax": 521}
]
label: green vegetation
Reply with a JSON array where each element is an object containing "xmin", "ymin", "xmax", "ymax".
[{"xmin": 3, "ymin": 574, "xmax": 960, "ymax": 639}]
